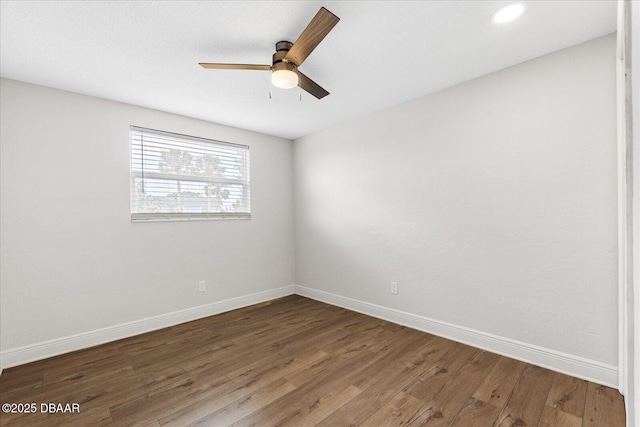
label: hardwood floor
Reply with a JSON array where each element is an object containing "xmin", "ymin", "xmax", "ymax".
[{"xmin": 0, "ymin": 295, "xmax": 626, "ymax": 426}]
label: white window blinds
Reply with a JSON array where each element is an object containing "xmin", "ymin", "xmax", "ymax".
[{"xmin": 130, "ymin": 126, "xmax": 250, "ymax": 221}]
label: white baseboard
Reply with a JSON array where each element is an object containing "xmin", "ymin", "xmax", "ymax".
[
  {"xmin": 295, "ymin": 285, "xmax": 619, "ymax": 388},
  {"xmin": 1, "ymin": 284, "xmax": 619, "ymax": 389},
  {"xmin": 0, "ymin": 285, "xmax": 295, "ymax": 370}
]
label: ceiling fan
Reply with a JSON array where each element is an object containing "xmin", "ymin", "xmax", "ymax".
[{"xmin": 199, "ymin": 7, "xmax": 340, "ymax": 99}]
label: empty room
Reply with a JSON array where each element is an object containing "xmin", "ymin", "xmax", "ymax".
[{"xmin": 1, "ymin": 1, "xmax": 638, "ymax": 426}]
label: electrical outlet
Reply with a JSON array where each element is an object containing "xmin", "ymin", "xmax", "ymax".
[
  {"xmin": 198, "ymin": 280, "xmax": 206, "ymax": 292},
  {"xmin": 391, "ymin": 281, "xmax": 398, "ymax": 295}
]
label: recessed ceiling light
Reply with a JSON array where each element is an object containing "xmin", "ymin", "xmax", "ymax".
[{"xmin": 492, "ymin": 2, "xmax": 527, "ymax": 24}]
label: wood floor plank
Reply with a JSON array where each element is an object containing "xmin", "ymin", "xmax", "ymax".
[
  {"xmin": 582, "ymin": 382, "xmax": 626, "ymax": 427},
  {"xmin": 417, "ymin": 335, "xmax": 461, "ymax": 363},
  {"xmin": 128, "ymin": 338, "xmax": 237, "ymax": 374},
  {"xmin": 109, "ymin": 374, "xmax": 235, "ymax": 425},
  {"xmin": 365, "ymin": 326, "xmax": 426, "ymax": 355},
  {"xmin": 0, "ymin": 364, "xmax": 44, "ymax": 398},
  {"xmin": 404, "ymin": 341, "xmax": 478, "ymax": 403},
  {"xmin": 283, "ymin": 342, "xmax": 376, "ymax": 388},
  {"xmin": 473, "ymin": 356, "xmax": 527, "ymax": 409},
  {"xmin": 361, "ymin": 391, "xmax": 426, "ymax": 427},
  {"xmin": 180, "ymin": 305, "xmax": 357, "ymax": 378},
  {"xmin": 544, "ymin": 372, "xmax": 588, "ymax": 419},
  {"xmin": 277, "ymin": 382, "xmax": 362, "ymax": 427},
  {"xmin": 340, "ymin": 327, "xmax": 436, "ymax": 391},
  {"xmin": 225, "ymin": 348, "xmax": 328, "ymax": 385},
  {"xmin": 449, "ymin": 397, "xmax": 502, "ymax": 427},
  {"xmin": 183, "ymin": 295, "xmax": 313, "ymax": 331},
  {"xmin": 115, "ymin": 328, "xmax": 192, "ymax": 357},
  {"xmin": 0, "ymin": 407, "xmax": 114, "ymax": 427},
  {"xmin": 262, "ymin": 307, "xmax": 364, "ymax": 351},
  {"xmin": 1, "ymin": 365, "xmax": 139, "ymax": 415},
  {"xmin": 317, "ymin": 333, "xmax": 442, "ymax": 426},
  {"xmin": 156, "ymin": 376, "xmax": 271, "ymax": 426},
  {"xmin": 493, "ymin": 364, "xmax": 555, "ymax": 427},
  {"xmin": 186, "ymin": 377, "xmax": 297, "ymax": 426},
  {"xmin": 160, "ymin": 328, "xmax": 369, "ymax": 426},
  {"xmin": 0, "ymin": 295, "xmax": 626, "ymax": 427},
  {"xmin": 232, "ymin": 346, "xmax": 378, "ymax": 426},
  {"xmin": 407, "ymin": 350, "xmax": 500, "ymax": 426},
  {"xmin": 537, "ymin": 405, "xmax": 582, "ymax": 427}
]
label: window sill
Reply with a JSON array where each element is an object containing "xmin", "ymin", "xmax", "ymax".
[{"xmin": 131, "ymin": 213, "xmax": 251, "ymax": 222}]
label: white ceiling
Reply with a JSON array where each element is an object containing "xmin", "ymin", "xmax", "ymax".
[{"xmin": 0, "ymin": 1, "xmax": 616, "ymax": 140}]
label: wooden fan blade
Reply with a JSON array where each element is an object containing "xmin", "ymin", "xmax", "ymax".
[
  {"xmin": 199, "ymin": 63, "xmax": 271, "ymax": 71},
  {"xmin": 284, "ymin": 7, "xmax": 339, "ymax": 66},
  {"xmin": 297, "ymin": 71, "xmax": 329, "ymax": 99}
]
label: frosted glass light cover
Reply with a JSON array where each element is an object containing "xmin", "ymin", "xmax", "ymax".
[{"xmin": 272, "ymin": 69, "xmax": 299, "ymax": 89}]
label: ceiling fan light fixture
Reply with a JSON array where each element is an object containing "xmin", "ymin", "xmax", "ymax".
[
  {"xmin": 199, "ymin": 7, "xmax": 338, "ymax": 98},
  {"xmin": 272, "ymin": 69, "xmax": 298, "ymax": 89},
  {"xmin": 272, "ymin": 62, "xmax": 299, "ymax": 89}
]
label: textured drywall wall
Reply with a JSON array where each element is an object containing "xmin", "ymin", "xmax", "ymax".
[
  {"xmin": 294, "ymin": 34, "xmax": 618, "ymax": 366},
  {"xmin": 0, "ymin": 78, "xmax": 295, "ymax": 355}
]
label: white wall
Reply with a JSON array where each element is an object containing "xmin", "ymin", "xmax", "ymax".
[
  {"xmin": 0, "ymin": 78, "xmax": 295, "ymax": 367},
  {"xmin": 0, "ymin": 33, "xmax": 621, "ymax": 389},
  {"xmin": 294, "ymin": 34, "xmax": 618, "ymax": 384}
]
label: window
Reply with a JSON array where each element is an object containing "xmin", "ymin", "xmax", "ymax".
[{"xmin": 130, "ymin": 126, "xmax": 250, "ymax": 221}]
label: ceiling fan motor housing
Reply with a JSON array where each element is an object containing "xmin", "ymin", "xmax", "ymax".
[
  {"xmin": 273, "ymin": 40, "xmax": 296, "ymax": 69},
  {"xmin": 275, "ymin": 40, "xmax": 293, "ymax": 52}
]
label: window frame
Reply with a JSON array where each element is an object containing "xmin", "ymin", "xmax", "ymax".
[{"xmin": 129, "ymin": 126, "xmax": 251, "ymax": 222}]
